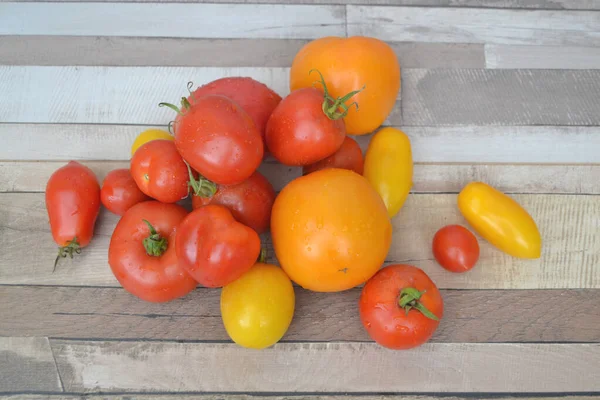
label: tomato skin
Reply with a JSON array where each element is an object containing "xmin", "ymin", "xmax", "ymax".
[
  {"xmin": 458, "ymin": 182, "xmax": 542, "ymax": 259},
  {"xmin": 130, "ymin": 140, "xmax": 189, "ymax": 203},
  {"xmin": 131, "ymin": 129, "xmax": 174, "ymax": 156},
  {"xmin": 174, "ymin": 95, "xmax": 263, "ymax": 185},
  {"xmin": 101, "ymin": 169, "xmax": 150, "ymax": 216},
  {"xmin": 359, "ymin": 264, "xmax": 443, "ymax": 350},
  {"xmin": 108, "ymin": 201, "xmax": 197, "ymax": 303},
  {"xmin": 45, "ymin": 161, "xmax": 101, "ymax": 248},
  {"xmin": 303, "ymin": 136, "xmax": 364, "ymax": 175},
  {"xmin": 271, "ymin": 168, "xmax": 392, "ymax": 292},
  {"xmin": 432, "ymin": 225, "xmax": 480, "ymax": 273},
  {"xmin": 290, "ymin": 37, "xmax": 400, "ymax": 135},
  {"xmin": 265, "ymin": 87, "xmax": 346, "ymax": 166},
  {"xmin": 221, "ymin": 262, "xmax": 295, "ymax": 349},
  {"xmin": 176, "ymin": 205, "xmax": 261, "ymax": 288},
  {"xmin": 191, "ymin": 171, "xmax": 276, "ymax": 235}
]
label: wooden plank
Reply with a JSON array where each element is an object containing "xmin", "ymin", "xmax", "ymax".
[
  {"xmin": 1, "ymin": 193, "xmax": 598, "ymax": 289},
  {"xmin": 1, "ymin": 286, "xmax": 598, "ymax": 343},
  {"xmin": 347, "ymin": 6, "xmax": 600, "ymax": 46},
  {"xmin": 2, "ymin": 396, "xmax": 598, "ymax": 400},
  {"xmin": 50, "ymin": 340, "xmax": 600, "ymax": 392},
  {"xmin": 0, "ymin": 3, "xmax": 345, "ymax": 39},
  {"xmin": 0, "ymin": 337, "xmax": 62, "ymax": 393},
  {"xmin": 486, "ymin": 44, "xmax": 600, "ymax": 69}
]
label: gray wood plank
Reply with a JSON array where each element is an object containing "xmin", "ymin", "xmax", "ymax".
[
  {"xmin": 2, "ymin": 396, "xmax": 598, "ymax": 400},
  {"xmin": 486, "ymin": 44, "xmax": 600, "ymax": 69}
]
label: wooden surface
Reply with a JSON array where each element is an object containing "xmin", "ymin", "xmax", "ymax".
[{"xmin": 1, "ymin": 0, "xmax": 599, "ymax": 398}]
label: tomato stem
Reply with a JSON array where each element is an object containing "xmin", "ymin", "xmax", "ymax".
[
  {"xmin": 186, "ymin": 164, "xmax": 217, "ymax": 198},
  {"xmin": 159, "ymin": 96, "xmax": 192, "ymax": 116},
  {"xmin": 142, "ymin": 220, "xmax": 168, "ymax": 257},
  {"xmin": 309, "ymin": 69, "xmax": 365, "ymax": 121},
  {"xmin": 53, "ymin": 237, "xmax": 81, "ymax": 272},
  {"xmin": 258, "ymin": 248, "xmax": 267, "ymax": 263},
  {"xmin": 398, "ymin": 287, "xmax": 439, "ymax": 321}
]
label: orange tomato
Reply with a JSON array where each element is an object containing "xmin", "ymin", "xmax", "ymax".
[
  {"xmin": 290, "ymin": 36, "xmax": 400, "ymax": 136},
  {"xmin": 271, "ymin": 168, "xmax": 392, "ymax": 292}
]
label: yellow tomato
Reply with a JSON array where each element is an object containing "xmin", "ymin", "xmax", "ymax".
[
  {"xmin": 458, "ymin": 182, "xmax": 542, "ymax": 259},
  {"xmin": 363, "ymin": 127, "xmax": 413, "ymax": 218},
  {"xmin": 130, "ymin": 129, "xmax": 174, "ymax": 156},
  {"xmin": 221, "ymin": 263, "xmax": 295, "ymax": 349}
]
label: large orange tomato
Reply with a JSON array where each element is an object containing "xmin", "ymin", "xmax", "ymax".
[
  {"xmin": 290, "ymin": 36, "xmax": 400, "ymax": 136},
  {"xmin": 271, "ymin": 168, "xmax": 392, "ymax": 292}
]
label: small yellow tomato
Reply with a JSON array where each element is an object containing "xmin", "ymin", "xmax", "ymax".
[
  {"xmin": 363, "ymin": 127, "xmax": 413, "ymax": 218},
  {"xmin": 221, "ymin": 263, "xmax": 295, "ymax": 349},
  {"xmin": 458, "ymin": 182, "xmax": 542, "ymax": 259},
  {"xmin": 130, "ymin": 129, "xmax": 174, "ymax": 156}
]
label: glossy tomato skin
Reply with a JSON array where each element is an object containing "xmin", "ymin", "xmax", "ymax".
[
  {"xmin": 45, "ymin": 161, "xmax": 101, "ymax": 248},
  {"xmin": 191, "ymin": 171, "xmax": 276, "ymax": 234},
  {"xmin": 221, "ymin": 262, "xmax": 295, "ymax": 349},
  {"xmin": 108, "ymin": 201, "xmax": 197, "ymax": 302},
  {"xmin": 101, "ymin": 169, "xmax": 150, "ymax": 216},
  {"xmin": 130, "ymin": 140, "xmax": 189, "ymax": 203},
  {"xmin": 176, "ymin": 205, "xmax": 261, "ymax": 288},
  {"xmin": 432, "ymin": 225, "xmax": 480, "ymax": 273},
  {"xmin": 359, "ymin": 264, "xmax": 443, "ymax": 350},
  {"xmin": 130, "ymin": 129, "xmax": 173, "ymax": 156},
  {"xmin": 271, "ymin": 168, "xmax": 392, "ymax": 292},
  {"xmin": 174, "ymin": 95, "xmax": 263, "ymax": 185},
  {"xmin": 265, "ymin": 87, "xmax": 346, "ymax": 166},
  {"xmin": 303, "ymin": 136, "xmax": 364, "ymax": 175},
  {"xmin": 290, "ymin": 37, "xmax": 400, "ymax": 135}
]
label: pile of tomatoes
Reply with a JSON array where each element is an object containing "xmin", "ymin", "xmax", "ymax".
[{"xmin": 45, "ymin": 36, "xmax": 542, "ymax": 350}]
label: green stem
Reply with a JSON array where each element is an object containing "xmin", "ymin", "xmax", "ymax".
[
  {"xmin": 54, "ymin": 237, "xmax": 81, "ymax": 272},
  {"xmin": 142, "ymin": 220, "xmax": 168, "ymax": 257},
  {"xmin": 187, "ymin": 164, "xmax": 217, "ymax": 198},
  {"xmin": 398, "ymin": 287, "xmax": 439, "ymax": 321},
  {"xmin": 309, "ymin": 69, "xmax": 365, "ymax": 121},
  {"xmin": 258, "ymin": 248, "xmax": 267, "ymax": 264}
]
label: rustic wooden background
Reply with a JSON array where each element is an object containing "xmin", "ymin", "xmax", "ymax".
[{"xmin": 1, "ymin": 0, "xmax": 599, "ymax": 399}]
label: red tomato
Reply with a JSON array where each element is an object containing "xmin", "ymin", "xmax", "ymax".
[
  {"xmin": 303, "ymin": 136, "xmax": 364, "ymax": 175},
  {"xmin": 45, "ymin": 161, "xmax": 101, "ymax": 269},
  {"xmin": 130, "ymin": 139, "xmax": 189, "ymax": 203},
  {"xmin": 432, "ymin": 225, "xmax": 480, "ymax": 273},
  {"xmin": 108, "ymin": 201, "xmax": 197, "ymax": 302},
  {"xmin": 191, "ymin": 170, "xmax": 276, "ymax": 234},
  {"xmin": 176, "ymin": 205, "xmax": 261, "ymax": 288},
  {"xmin": 359, "ymin": 264, "xmax": 443, "ymax": 350},
  {"xmin": 101, "ymin": 169, "xmax": 150, "ymax": 216}
]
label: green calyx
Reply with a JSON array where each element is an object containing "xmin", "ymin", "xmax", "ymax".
[
  {"xmin": 159, "ymin": 82, "xmax": 196, "ymax": 116},
  {"xmin": 142, "ymin": 220, "xmax": 168, "ymax": 257},
  {"xmin": 398, "ymin": 287, "xmax": 439, "ymax": 321},
  {"xmin": 54, "ymin": 237, "xmax": 81, "ymax": 272},
  {"xmin": 258, "ymin": 248, "xmax": 267, "ymax": 264},
  {"xmin": 309, "ymin": 69, "xmax": 365, "ymax": 121},
  {"xmin": 187, "ymin": 164, "xmax": 217, "ymax": 198}
]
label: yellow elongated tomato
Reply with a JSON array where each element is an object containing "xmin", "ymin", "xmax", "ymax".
[
  {"xmin": 363, "ymin": 127, "xmax": 413, "ymax": 218},
  {"xmin": 221, "ymin": 263, "xmax": 295, "ymax": 349},
  {"xmin": 458, "ymin": 182, "xmax": 542, "ymax": 259},
  {"xmin": 131, "ymin": 129, "xmax": 174, "ymax": 156}
]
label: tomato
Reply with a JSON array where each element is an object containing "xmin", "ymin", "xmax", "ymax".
[
  {"xmin": 130, "ymin": 128, "xmax": 173, "ymax": 156},
  {"xmin": 363, "ymin": 127, "xmax": 413, "ymax": 218},
  {"xmin": 130, "ymin": 139, "xmax": 189, "ymax": 203},
  {"xmin": 101, "ymin": 169, "xmax": 150, "ymax": 216},
  {"xmin": 271, "ymin": 168, "xmax": 392, "ymax": 292},
  {"xmin": 108, "ymin": 201, "xmax": 197, "ymax": 302},
  {"xmin": 176, "ymin": 205, "xmax": 261, "ymax": 287},
  {"xmin": 359, "ymin": 264, "xmax": 443, "ymax": 350},
  {"xmin": 458, "ymin": 182, "xmax": 542, "ymax": 259},
  {"xmin": 432, "ymin": 225, "xmax": 480, "ymax": 273},
  {"xmin": 303, "ymin": 136, "xmax": 364, "ymax": 175},
  {"xmin": 290, "ymin": 37, "xmax": 400, "ymax": 135},
  {"xmin": 191, "ymin": 170, "xmax": 276, "ymax": 235},
  {"xmin": 221, "ymin": 262, "xmax": 295, "ymax": 349},
  {"xmin": 46, "ymin": 161, "xmax": 101, "ymax": 269}
]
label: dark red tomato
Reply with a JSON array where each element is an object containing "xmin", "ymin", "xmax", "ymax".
[
  {"xmin": 176, "ymin": 205, "xmax": 261, "ymax": 288},
  {"xmin": 432, "ymin": 225, "xmax": 480, "ymax": 273},
  {"xmin": 46, "ymin": 161, "xmax": 101, "ymax": 268},
  {"xmin": 191, "ymin": 170, "xmax": 276, "ymax": 234},
  {"xmin": 359, "ymin": 264, "xmax": 443, "ymax": 350},
  {"xmin": 101, "ymin": 168, "xmax": 150, "ymax": 216},
  {"xmin": 303, "ymin": 136, "xmax": 364, "ymax": 175},
  {"xmin": 130, "ymin": 139, "xmax": 189, "ymax": 203},
  {"xmin": 108, "ymin": 201, "xmax": 197, "ymax": 302}
]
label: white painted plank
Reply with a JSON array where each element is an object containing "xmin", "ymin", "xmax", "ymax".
[
  {"xmin": 486, "ymin": 45, "xmax": 600, "ymax": 69},
  {"xmin": 0, "ymin": 3, "xmax": 345, "ymax": 39}
]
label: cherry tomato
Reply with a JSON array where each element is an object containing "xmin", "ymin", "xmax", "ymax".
[
  {"xmin": 45, "ymin": 161, "xmax": 101, "ymax": 269},
  {"xmin": 130, "ymin": 128, "xmax": 174, "ymax": 156},
  {"xmin": 176, "ymin": 205, "xmax": 261, "ymax": 287},
  {"xmin": 303, "ymin": 136, "xmax": 364, "ymax": 175},
  {"xmin": 130, "ymin": 139, "xmax": 189, "ymax": 203},
  {"xmin": 359, "ymin": 264, "xmax": 443, "ymax": 350},
  {"xmin": 432, "ymin": 225, "xmax": 480, "ymax": 273},
  {"xmin": 108, "ymin": 201, "xmax": 197, "ymax": 302},
  {"xmin": 101, "ymin": 169, "xmax": 150, "ymax": 216}
]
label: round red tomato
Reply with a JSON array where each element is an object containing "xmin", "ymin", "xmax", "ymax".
[
  {"xmin": 108, "ymin": 201, "xmax": 197, "ymax": 302},
  {"xmin": 303, "ymin": 136, "xmax": 364, "ymax": 175},
  {"xmin": 432, "ymin": 225, "xmax": 480, "ymax": 273},
  {"xmin": 101, "ymin": 168, "xmax": 150, "ymax": 216},
  {"xmin": 359, "ymin": 264, "xmax": 443, "ymax": 350}
]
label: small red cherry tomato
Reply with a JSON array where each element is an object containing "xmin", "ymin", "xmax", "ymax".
[
  {"xmin": 101, "ymin": 169, "xmax": 150, "ymax": 216},
  {"xmin": 432, "ymin": 225, "xmax": 480, "ymax": 273},
  {"xmin": 303, "ymin": 136, "xmax": 364, "ymax": 175}
]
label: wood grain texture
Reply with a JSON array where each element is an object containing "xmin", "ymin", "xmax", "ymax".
[
  {"xmin": 486, "ymin": 44, "xmax": 600, "ymax": 69},
  {"xmin": 1, "ymin": 193, "xmax": 598, "ymax": 289},
  {"xmin": 2, "ymin": 396, "xmax": 598, "ymax": 400}
]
